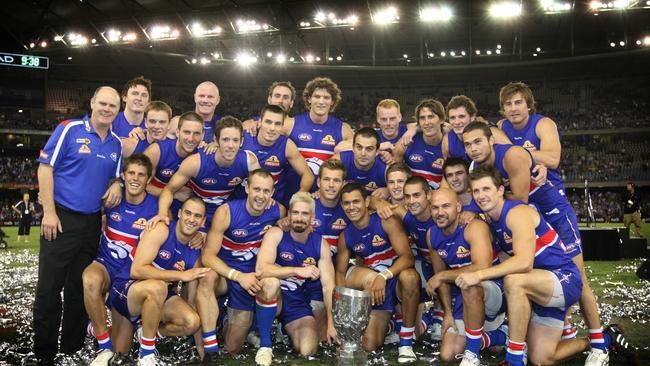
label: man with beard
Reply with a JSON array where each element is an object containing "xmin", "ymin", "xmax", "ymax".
[
  {"xmin": 122, "ymin": 101, "xmax": 172, "ymax": 158},
  {"xmin": 195, "ymin": 169, "xmax": 285, "ymax": 364},
  {"xmin": 107, "ymin": 198, "xmax": 210, "ymax": 365},
  {"xmin": 254, "ymin": 192, "xmax": 338, "ymax": 366},
  {"xmin": 335, "ymin": 182, "xmax": 420, "ymax": 364},
  {"xmin": 426, "ymin": 188, "xmax": 507, "ymax": 366},
  {"xmin": 333, "ymin": 127, "xmax": 388, "ymax": 197},
  {"xmin": 112, "ymin": 76, "xmax": 151, "ymax": 138},
  {"xmin": 155, "ymin": 117, "xmax": 260, "ymax": 224}
]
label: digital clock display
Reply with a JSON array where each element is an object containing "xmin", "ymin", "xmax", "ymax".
[{"xmin": 0, "ymin": 52, "xmax": 49, "ymax": 69}]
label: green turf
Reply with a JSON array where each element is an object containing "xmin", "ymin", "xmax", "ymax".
[{"xmin": 1, "ymin": 225, "xmax": 649, "ymax": 365}]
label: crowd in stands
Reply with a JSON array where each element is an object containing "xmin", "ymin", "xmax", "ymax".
[
  {"xmin": 0, "ymin": 157, "xmax": 38, "ymax": 184},
  {"xmin": 0, "ymin": 197, "xmax": 41, "ymax": 223}
]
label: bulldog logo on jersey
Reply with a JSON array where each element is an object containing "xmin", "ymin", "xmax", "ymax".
[
  {"xmin": 280, "ymin": 251, "xmax": 294, "ymax": 261},
  {"xmin": 371, "ymin": 235, "xmax": 387, "ymax": 247},
  {"xmin": 431, "ymin": 158, "xmax": 444, "ymax": 170},
  {"xmin": 365, "ymin": 181, "xmax": 378, "ymax": 191},
  {"xmin": 161, "ymin": 168, "xmax": 175, "ymax": 177},
  {"xmin": 353, "ymin": 243, "xmax": 365, "ymax": 253},
  {"xmin": 260, "ymin": 224, "xmax": 273, "ymax": 235},
  {"xmin": 321, "ymin": 134, "xmax": 336, "ymax": 146},
  {"xmin": 456, "ymin": 246, "xmax": 470, "ymax": 259},
  {"xmin": 131, "ymin": 218, "xmax": 147, "ymax": 230},
  {"xmin": 503, "ymin": 232, "xmax": 512, "ymax": 243},
  {"xmin": 522, "ymin": 140, "xmax": 537, "ymax": 150},
  {"xmin": 331, "ymin": 218, "xmax": 347, "ymax": 230},
  {"xmin": 110, "ymin": 212, "xmax": 122, "ymax": 222},
  {"xmin": 409, "ymin": 154, "xmax": 423, "ymax": 163},
  {"xmin": 232, "ymin": 229, "xmax": 248, "ymax": 237},
  {"xmin": 228, "ymin": 177, "xmax": 242, "ymax": 186},
  {"xmin": 78, "ymin": 144, "xmax": 91, "ymax": 154},
  {"xmin": 298, "ymin": 133, "xmax": 312, "ymax": 142},
  {"xmin": 265, "ymin": 155, "xmax": 281, "ymax": 167},
  {"xmin": 173, "ymin": 260, "xmax": 186, "ymax": 271},
  {"xmin": 303, "ymin": 257, "xmax": 317, "ymax": 266},
  {"xmin": 159, "ymin": 250, "xmax": 171, "ymax": 260},
  {"xmin": 202, "ymin": 177, "xmax": 217, "ymax": 185}
]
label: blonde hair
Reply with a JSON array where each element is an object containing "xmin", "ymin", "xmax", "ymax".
[
  {"xmin": 376, "ymin": 98, "xmax": 401, "ymax": 115},
  {"xmin": 289, "ymin": 191, "xmax": 315, "ymax": 213}
]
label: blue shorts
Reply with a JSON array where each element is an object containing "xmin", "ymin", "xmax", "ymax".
[
  {"xmin": 531, "ymin": 264, "xmax": 583, "ymax": 327},
  {"xmin": 94, "ymin": 256, "xmax": 123, "ymax": 283},
  {"xmin": 108, "ymin": 279, "xmax": 176, "ymax": 325},
  {"xmin": 373, "ymin": 277, "xmax": 399, "ymax": 312},
  {"xmin": 305, "ymin": 279, "xmax": 324, "ymax": 302},
  {"xmin": 223, "ymin": 278, "xmax": 255, "ymax": 311},
  {"xmin": 451, "ymin": 279, "xmax": 506, "ymax": 321},
  {"xmin": 548, "ymin": 211, "xmax": 583, "ymax": 257},
  {"xmin": 278, "ymin": 289, "xmax": 313, "ymax": 326},
  {"xmin": 415, "ymin": 259, "xmax": 434, "ymax": 303}
]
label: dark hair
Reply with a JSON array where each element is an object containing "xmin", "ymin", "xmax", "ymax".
[
  {"xmin": 122, "ymin": 75, "xmax": 152, "ymax": 99},
  {"xmin": 214, "ymin": 116, "xmax": 243, "ymax": 141},
  {"xmin": 415, "ymin": 99, "xmax": 445, "ymax": 123},
  {"xmin": 268, "ymin": 81, "xmax": 296, "ymax": 101},
  {"xmin": 443, "ymin": 157, "xmax": 470, "ymax": 175},
  {"xmin": 447, "ymin": 95, "xmax": 478, "ymax": 117},
  {"xmin": 499, "ymin": 81, "xmax": 536, "ymax": 115},
  {"xmin": 260, "ymin": 104, "xmax": 287, "ymax": 122},
  {"xmin": 319, "ymin": 158, "xmax": 347, "ymax": 180},
  {"xmin": 340, "ymin": 182, "xmax": 368, "ymax": 200},
  {"xmin": 462, "ymin": 121, "xmax": 492, "ymax": 138},
  {"xmin": 303, "ymin": 77, "xmax": 342, "ymax": 112},
  {"xmin": 145, "ymin": 101, "xmax": 172, "ymax": 121},
  {"xmin": 469, "ymin": 165, "xmax": 503, "ymax": 188},
  {"xmin": 182, "ymin": 196, "xmax": 207, "ymax": 215},
  {"xmin": 404, "ymin": 176, "xmax": 430, "ymax": 193},
  {"xmin": 178, "ymin": 111, "xmax": 204, "ymax": 130},
  {"xmin": 249, "ymin": 168, "xmax": 274, "ymax": 183},
  {"xmin": 386, "ymin": 162, "xmax": 412, "ymax": 180},
  {"xmin": 123, "ymin": 154, "xmax": 153, "ymax": 178},
  {"xmin": 353, "ymin": 127, "xmax": 380, "ymax": 150}
]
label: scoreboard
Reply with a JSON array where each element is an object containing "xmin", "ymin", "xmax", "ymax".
[{"xmin": 0, "ymin": 52, "xmax": 49, "ymax": 69}]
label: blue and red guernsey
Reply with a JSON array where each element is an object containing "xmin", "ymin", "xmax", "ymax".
[
  {"xmin": 490, "ymin": 200, "xmax": 572, "ymax": 271},
  {"xmin": 289, "ymin": 112, "xmax": 344, "ymax": 190},
  {"xmin": 404, "ymin": 133, "xmax": 445, "ymax": 189},
  {"xmin": 339, "ymin": 150, "xmax": 387, "ymax": 193},
  {"xmin": 276, "ymin": 231, "xmax": 323, "ymax": 295},
  {"xmin": 344, "ymin": 214, "xmax": 397, "ymax": 272},
  {"xmin": 376, "ymin": 124, "xmax": 408, "ymax": 145},
  {"xmin": 150, "ymin": 139, "xmax": 187, "ymax": 190},
  {"xmin": 312, "ymin": 198, "xmax": 348, "ymax": 261},
  {"xmin": 501, "ymin": 114, "xmax": 565, "ymax": 192},
  {"xmin": 489, "ymin": 144, "xmax": 572, "ymax": 220},
  {"xmin": 241, "ymin": 131, "xmax": 289, "ymax": 200},
  {"xmin": 96, "ymin": 193, "xmax": 159, "ymax": 277},
  {"xmin": 218, "ymin": 199, "xmax": 280, "ymax": 273},
  {"xmin": 187, "ymin": 149, "xmax": 250, "ymax": 221},
  {"xmin": 403, "ymin": 212, "xmax": 434, "ymax": 264},
  {"xmin": 112, "ymin": 112, "xmax": 145, "ymax": 139},
  {"xmin": 447, "ymin": 132, "xmax": 471, "ymax": 162},
  {"xmin": 202, "ymin": 114, "xmax": 222, "ymax": 144},
  {"xmin": 429, "ymin": 224, "xmax": 499, "ymax": 270},
  {"xmin": 115, "ymin": 220, "xmax": 201, "ymax": 281}
]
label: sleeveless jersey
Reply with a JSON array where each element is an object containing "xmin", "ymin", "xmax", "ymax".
[
  {"xmin": 402, "ymin": 212, "xmax": 434, "ymax": 263},
  {"xmin": 112, "ymin": 112, "xmax": 145, "ymax": 139},
  {"xmin": 404, "ymin": 133, "xmax": 444, "ymax": 189},
  {"xmin": 97, "ymin": 193, "xmax": 159, "ymax": 276},
  {"xmin": 501, "ymin": 114, "xmax": 565, "ymax": 191},
  {"xmin": 202, "ymin": 114, "xmax": 222, "ymax": 144},
  {"xmin": 116, "ymin": 220, "xmax": 201, "ymax": 281},
  {"xmin": 489, "ymin": 144, "xmax": 572, "ymax": 220},
  {"xmin": 376, "ymin": 124, "xmax": 408, "ymax": 145},
  {"xmin": 241, "ymin": 131, "xmax": 289, "ymax": 201},
  {"xmin": 490, "ymin": 200, "xmax": 572, "ymax": 271},
  {"xmin": 339, "ymin": 150, "xmax": 387, "ymax": 193},
  {"xmin": 447, "ymin": 132, "xmax": 471, "ymax": 161},
  {"xmin": 150, "ymin": 139, "xmax": 187, "ymax": 189},
  {"xmin": 187, "ymin": 149, "xmax": 249, "ymax": 221},
  {"xmin": 344, "ymin": 214, "xmax": 397, "ymax": 272},
  {"xmin": 276, "ymin": 231, "xmax": 323, "ymax": 296},
  {"xmin": 218, "ymin": 199, "xmax": 281, "ymax": 272},
  {"xmin": 312, "ymin": 198, "xmax": 348, "ymax": 260}
]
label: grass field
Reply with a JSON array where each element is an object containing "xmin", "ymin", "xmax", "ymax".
[{"xmin": 1, "ymin": 224, "xmax": 649, "ymax": 365}]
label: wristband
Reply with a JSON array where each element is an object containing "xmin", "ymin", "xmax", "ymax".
[
  {"xmin": 232, "ymin": 270, "xmax": 240, "ymax": 281},
  {"xmin": 378, "ymin": 272, "xmax": 388, "ymax": 281},
  {"xmin": 227, "ymin": 268, "xmax": 236, "ymax": 280},
  {"xmin": 383, "ymin": 268, "xmax": 394, "ymax": 279}
]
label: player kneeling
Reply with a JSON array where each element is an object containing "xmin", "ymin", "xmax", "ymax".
[
  {"xmin": 107, "ymin": 198, "xmax": 211, "ymax": 365},
  {"xmin": 425, "ymin": 188, "xmax": 507, "ymax": 366},
  {"xmin": 253, "ymin": 192, "xmax": 338, "ymax": 366}
]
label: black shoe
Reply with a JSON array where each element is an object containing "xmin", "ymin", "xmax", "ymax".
[
  {"xmin": 605, "ymin": 324, "xmax": 639, "ymax": 366},
  {"xmin": 109, "ymin": 352, "xmax": 133, "ymax": 366},
  {"xmin": 202, "ymin": 352, "xmax": 220, "ymax": 365}
]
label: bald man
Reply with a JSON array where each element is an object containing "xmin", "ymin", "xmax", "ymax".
[
  {"xmin": 426, "ymin": 188, "xmax": 507, "ymax": 365},
  {"xmin": 35, "ymin": 86, "xmax": 125, "ymax": 364},
  {"xmin": 164, "ymin": 81, "xmax": 221, "ymax": 143}
]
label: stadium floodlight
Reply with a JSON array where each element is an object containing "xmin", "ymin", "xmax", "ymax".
[
  {"xmin": 107, "ymin": 29, "xmax": 121, "ymax": 42},
  {"xmin": 336, "ymin": 55, "xmax": 342, "ymax": 61},
  {"xmin": 191, "ymin": 58, "xmax": 197, "ymax": 64},
  {"xmin": 40, "ymin": 41, "xmax": 47, "ymax": 47},
  {"xmin": 541, "ymin": 0, "xmax": 572, "ymax": 13},
  {"xmin": 68, "ymin": 33, "xmax": 89, "ymax": 46},
  {"xmin": 619, "ymin": 41, "xmax": 625, "ymax": 46},
  {"xmin": 91, "ymin": 38, "xmax": 97, "ymax": 44},
  {"xmin": 475, "ymin": 49, "xmax": 481, "ymax": 55},
  {"xmin": 328, "ymin": 56, "xmax": 334, "ymax": 61},
  {"xmin": 347, "ymin": 15, "xmax": 359, "ymax": 25},
  {"xmin": 420, "ymin": 6, "xmax": 453, "ymax": 22},
  {"xmin": 315, "ymin": 56, "xmax": 321, "ymax": 61},
  {"xmin": 486, "ymin": 50, "xmax": 493, "ymax": 55},
  {"xmin": 305, "ymin": 54, "xmax": 315, "ymax": 63},
  {"xmin": 373, "ymin": 6, "xmax": 399, "ymax": 24},
  {"xmin": 496, "ymin": 49, "xmax": 501, "ymax": 54},
  {"xmin": 461, "ymin": 50, "xmax": 466, "ymax": 56},
  {"xmin": 123, "ymin": 32, "xmax": 137, "ymax": 42},
  {"xmin": 190, "ymin": 22, "xmax": 222, "ymax": 37},
  {"xmin": 440, "ymin": 51, "xmax": 447, "ymax": 57},
  {"xmin": 637, "ymin": 40, "xmax": 642, "ymax": 45},
  {"xmin": 267, "ymin": 52, "xmax": 273, "ymax": 57},
  {"xmin": 610, "ymin": 42, "xmax": 616, "ymax": 47},
  {"xmin": 315, "ymin": 12, "xmax": 326, "ymax": 22},
  {"xmin": 644, "ymin": 36, "xmax": 650, "ymax": 45},
  {"xmin": 489, "ymin": 2, "xmax": 522, "ymax": 18},
  {"xmin": 428, "ymin": 52, "xmax": 435, "ymax": 57},
  {"xmin": 235, "ymin": 51, "xmax": 257, "ymax": 66},
  {"xmin": 536, "ymin": 47, "xmax": 541, "ymax": 52},
  {"xmin": 533, "ymin": 53, "xmax": 538, "ymax": 56},
  {"xmin": 200, "ymin": 57, "xmax": 210, "ymax": 65},
  {"xmin": 67, "ymin": 56, "xmax": 72, "ymax": 60},
  {"xmin": 276, "ymin": 54, "xmax": 287, "ymax": 63},
  {"xmin": 150, "ymin": 25, "xmax": 180, "ymax": 40},
  {"xmin": 403, "ymin": 53, "xmax": 408, "ymax": 58},
  {"xmin": 54, "ymin": 35, "xmax": 63, "ymax": 42},
  {"xmin": 29, "ymin": 42, "xmax": 35, "ymax": 48},
  {"xmin": 450, "ymin": 51, "xmax": 456, "ymax": 56},
  {"xmin": 289, "ymin": 57, "xmax": 295, "ymax": 62}
]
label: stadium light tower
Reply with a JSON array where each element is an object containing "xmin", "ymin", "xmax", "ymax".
[
  {"xmin": 489, "ymin": 2, "xmax": 523, "ymax": 18},
  {"xmin": 541, "ymin": 0, "xmax": 573, "ymax": 13},
  {"xmin": 420, "ymin": 6, "xmax": 453, "ymax": 22},
  {"xmin": 373, "ymin": 6, "xmax": 399, "ymax": 24}
]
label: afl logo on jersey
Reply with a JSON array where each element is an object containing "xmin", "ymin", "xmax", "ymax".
[
  {"xmin": 331, "ymin": 218, "xmax": 347, "ymax": 230},
  {"xmin": 321, "ymin": 135, "xmax": 336, "ymax": 146},
  {"xmin": 228, "ymin": 177, "xmax": 242, "ymax": 186},
  {"xmin": 432, "ymin": 158, "xmax": 444, "ymax": 170},
  {"xmin": 159, "ymin": 250, "xmax": 171, "ymax": 260},
  {"xmin": 265, "ymin": 155, "xmax": 281, "ymax": 167},
  {"xmin": 202, "ymin": 177, "xmax": 217, "ymax": 185},
  {"xmin": 110, "ymin": 212, "xmax": 122, "ymax": 222},
  {"xmin": 353, "ymin": 243, "xmax": 365, "ymax": 253},
  {"xmin": 456, "ymin": 246, "xmax": 470, "ymax": 259},
  {"xmin": 522, "ymin": 140, "xmax": 537, "ymax": 150},
  {"xmin": 409, "ymin": 154, "xmax": 423, "ymax": 163},
  {"xmin": 371, "ymin": 235, "xmax": 387, "ymax": 247},
  {"xmin": 132, "ymin": 218, "xmax": 147, "ymax": 230},
  {"xmin": 280, "ymin": 251, "xmax": 294, "ymax": 261},
  {"xmin": 161, "ymin": 168, "xmax": 175, "ymax": 177},
  {"xmin": 232, "ymin": 229, "xmax": 248, "ymax": 237},
  {"xmin": 311, "ymin": 218, "xmax": 322, "ymax": 228},
  {"xmin": 298, "ymin": 133, "xmax": 312, "ymax": 142},
  {"xmin": 437, "ymin": 249, "xmax": 448, "ymax": 258}
]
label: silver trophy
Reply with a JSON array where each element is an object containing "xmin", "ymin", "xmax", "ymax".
[{"xmin": 333, "ymin": 286, "xmax": 372, "ymax": 365}]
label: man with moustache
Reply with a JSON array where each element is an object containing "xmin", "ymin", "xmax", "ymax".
[
  {"xmin": 121, "ymin": 101, "xmax": 172, "ymax": 158},
  {"xmin": 195, "ymin": 169, "xmax": 285, "ymax": 363},
  {"xmin": 34, "ymin": 86, "xmax": 124, "ymax": 364},
  {"xmin": 112, "ymin": 76, "xmax": 151, "ymax": 138}
]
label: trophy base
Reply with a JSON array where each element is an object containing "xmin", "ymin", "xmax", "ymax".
[{"xmin": 337, "ymin": 348, "xmax": 367, "ymax": 366}]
